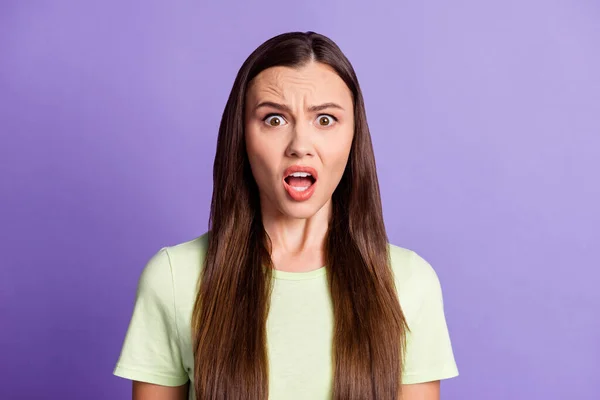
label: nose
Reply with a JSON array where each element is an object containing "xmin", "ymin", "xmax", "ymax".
[{"xmin": 285, "ymin": 121, "xmax": 315, "ymax": 158}]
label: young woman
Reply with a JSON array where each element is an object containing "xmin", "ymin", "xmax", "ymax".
[{"xmin": 114, "ymin": 31, "xmax": 459, "ymax": 400}]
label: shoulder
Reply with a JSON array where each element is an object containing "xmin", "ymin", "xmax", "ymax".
[
  {"xmin": 136, "ymin": 232, "xmax": 210, "ymax": 307},
  {"xmin": 163, "ymin": 231, "xmax": 210, "ymax": 278},
  {"xmin": 388, "ymin": 245, "xmax": 460, "ymax": 383},
  {"xmin": 388, "ymin": 243, "xmax": 440, "ymax": 291},
  {"xmin": 387, "ymin": 243, "xmax": 443, "ymax": 323}
]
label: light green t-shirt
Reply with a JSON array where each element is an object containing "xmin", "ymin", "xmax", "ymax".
[{"xmin": 113, "ymin": 232, "xmax": 459, "ymax": 399}]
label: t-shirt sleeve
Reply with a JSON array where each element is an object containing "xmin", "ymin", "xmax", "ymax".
[
  {"xmin": 113, "ymin": 248, "xmax": 189, "ymax": 387},
  {"xmin": 401, "ymin": 251, "xmax": 459, "ymax": 384}
]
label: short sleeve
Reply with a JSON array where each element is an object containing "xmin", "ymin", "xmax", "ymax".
[
  {"xmin": 113, "ymin": 248, "xmax": 189, "ymax": 387},
  {"xmin": 401, "ymin": 251, "xmax": 459, "ymax": 384}
]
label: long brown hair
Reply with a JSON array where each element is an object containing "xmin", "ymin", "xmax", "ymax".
[{"xmin": 192, "ymin": 31, "xmax": 409, "ymax": 400}]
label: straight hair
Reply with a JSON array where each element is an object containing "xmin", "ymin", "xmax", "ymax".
[{"xmin": 192, "ymin": 31, "xmax": 409, "ymax": 400}]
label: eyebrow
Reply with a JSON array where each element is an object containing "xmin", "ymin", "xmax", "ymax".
[{"xmin": 254, "ymin": 101, "xmax": 345, "ymax": 113}]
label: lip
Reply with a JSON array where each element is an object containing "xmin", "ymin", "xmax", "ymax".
[
  {"xmin": 283, "ymin": 177, "xmax": 317, "ymax": 202},
  {"xmin": 282, "ymin": 165, "xmax": 318, "ymax": 180},
  {"xmin": 282, "ymin": 165, "xmax": 318, "ymax": 202}
]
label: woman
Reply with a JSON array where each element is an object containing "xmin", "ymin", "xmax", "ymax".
[{"xmin": 114, "ymin": 31, "xmax": 459, "ymax": 400}]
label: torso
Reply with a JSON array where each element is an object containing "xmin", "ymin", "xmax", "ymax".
[
  {"xmin": 164, "ymin": 232, "xmax": 431, "ymax": 399},
  {"xmin": 271, "ymin": 250, "xmax": 325, "ymax": 273}
]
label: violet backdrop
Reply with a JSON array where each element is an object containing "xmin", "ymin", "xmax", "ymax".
[{"xmin": 1, "ymin": 1, "xmax": 599, "ymax": 399}]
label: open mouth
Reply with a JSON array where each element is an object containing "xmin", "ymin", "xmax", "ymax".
[
  {"xmin": 284, "ymin": 172, "xmax": 316, "ymax": 191},
  {"xmin": 282, "ymin": 166, "xmax": 318, "ymax": 201}
]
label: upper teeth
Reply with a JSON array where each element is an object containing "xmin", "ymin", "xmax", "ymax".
[{"xmin": 288, "ymin": 172, "xmax": 312, "ymax": 178}]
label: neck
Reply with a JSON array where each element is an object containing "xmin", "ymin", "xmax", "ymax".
[{"xmin": 261, "ymin": 197, "xmax": 332, "ymax": 258}]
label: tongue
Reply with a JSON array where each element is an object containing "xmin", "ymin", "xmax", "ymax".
[{"xmin": 287, "ymin": 177, "xmax": 313, "ymax": 187}]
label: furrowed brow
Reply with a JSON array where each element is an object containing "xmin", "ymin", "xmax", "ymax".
[
  {"xmin": 255, "ymin": 101, "xmax": 345, "ymax": 113},
  {"xmin": 308, "ymin": 103, "xmax": 344, "ymax": 112},
  {"xmin": 255, "ymin": 101, "xmax": 292, "ymax": 113}
]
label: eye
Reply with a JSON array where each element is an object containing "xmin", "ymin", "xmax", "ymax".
[
  {"xmin": 316, "ymin": 114, "xmax": 337, "ymax": 127},
  {"xmin": 264, "ymin": 114, "xmax": 287, "ymax": 127}
]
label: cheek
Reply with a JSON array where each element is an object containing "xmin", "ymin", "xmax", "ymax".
[
  {"xmin": 327, "ymin": 128, "xmax": 353, "ymax": 165},
  {"xmin": 246, "ymin": 129, "xmax": 276, "ymax": 188},
  {"xmin": 322, "ymin": 140, "xmax": 352, "ymax": 185},
  {"xmin": 331, "ymin": 148, "xmax": 351, "ymax": 174}
]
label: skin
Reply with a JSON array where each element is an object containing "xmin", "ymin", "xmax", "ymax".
[
  {"xmin": 132, "ymin": 61, "xmax": 440, "ymax": 400},
  {"xmin": 132, "ymin": 379, "xmax": 440, "ymax": 399},
  {"xmin": 244, "ymin": 61, "xmax": 354, "ymax": 273},
  {"xmin": 132, "ymin": 381, "xmax": 188, "ymax": 399},
  {"xmin": 401, "ymin": 381, "xmax": 441, "ymax": 399}
]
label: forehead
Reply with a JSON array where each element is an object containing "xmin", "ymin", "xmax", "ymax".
[{"xmin": 246, "ymin": 62, "xmax": 352, "ymax": 104}]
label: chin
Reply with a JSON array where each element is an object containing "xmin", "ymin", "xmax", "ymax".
[
  {"xmin": 278, "ymin": 201, "xmax": 322, "ymax": 219},
  {"xmin": 281, "ymin": 195, "xmax": 333, "ymax": 220},
  {"xmin": 282, "ymin": 206, "xmax": 317, "ymax": 219}
]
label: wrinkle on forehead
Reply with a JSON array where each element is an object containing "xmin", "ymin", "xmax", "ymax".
[{"xmin": 246, "ymin": 62, "xmax": 351, "ymax": 108}]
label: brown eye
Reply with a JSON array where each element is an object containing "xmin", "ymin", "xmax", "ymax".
[
  {"xmin": 317, "ymin": 115, "xmax": 335, "ymax": 126},
  {"xmin": 264, "ymin": 115, "xmax": 286, "ymax": 127}
]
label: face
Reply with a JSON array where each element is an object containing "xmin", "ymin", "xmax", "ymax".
[{"xmin": 244, "ymin": 61, "xmax": 354, "ymax": 220}]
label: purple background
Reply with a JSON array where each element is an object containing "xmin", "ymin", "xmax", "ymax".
[{"xmin": 1, "ymin": 1, "xmax": 599, "ymax": 399}]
